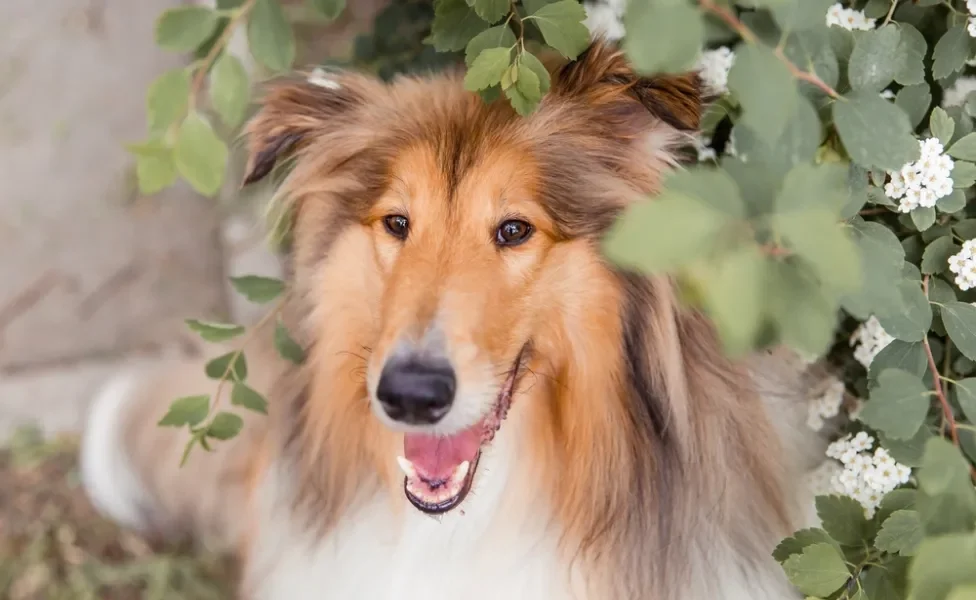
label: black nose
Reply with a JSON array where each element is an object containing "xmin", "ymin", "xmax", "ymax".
[{"xmin": 376, "ymin": 358, "xmax": 456, "ymax": 425}]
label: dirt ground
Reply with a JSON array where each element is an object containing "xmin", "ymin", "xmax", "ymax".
[{"xmin": 0, "ymin": 424, "xmax": 237, "ymax": 599}]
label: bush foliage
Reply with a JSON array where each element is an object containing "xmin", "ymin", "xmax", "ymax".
[{"xmin": 136, "ymin": 0, "xmax": 976, "ymax": 597}]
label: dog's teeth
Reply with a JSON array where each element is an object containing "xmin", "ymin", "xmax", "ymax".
[
  {"xmin": 397, "ymin": 456, "xmax": 418, "ymax": 480},
  {"xmin": 455, "ymin": 460, "xmax": 470, "ymax": 482}
]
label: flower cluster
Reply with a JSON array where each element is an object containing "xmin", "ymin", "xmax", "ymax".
[
  {"xmin": 582, "ymin": 0, "xmax": 626, "ymax": 41},
  {"xmin": 694, "ymin": 134, "xmax": 717, "ymax": 163},
  {"xmin": 944, "ymin": 76, "xmax": 976, "ymax": 108},
  {"xmin": 826, "ymin": 433, "xmax": 912, "ymax": 518},
  {"xmin": 968, "ymin": 0, "xmax": 976, "ymax": 37},
  {"xmin": 850, "ymin": 316, "xmax": 895, "ymax": 369},
  {"xmin": 949, "ymin": 240, "xmax": 976, "ymax": 291},
  {"xmin": 697, "ymin": 46, "xmax": 735, "ymax": 95},
  {"xmin": 806, "ymin": 378, "xmax": 845, "ymax": 432},
  {"xmin": 825, "ymin": 3, "xmax": 876, "ymax": 31},
  {"xmin": 883, "ymin": 138, "xmax": 955, "ymax": 213}
]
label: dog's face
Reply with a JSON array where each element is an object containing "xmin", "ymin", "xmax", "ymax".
[{"xmin": 244, "ymin": 42, "xmax": 702, "ymax": 515}]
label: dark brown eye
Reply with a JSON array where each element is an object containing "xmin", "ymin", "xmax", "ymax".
[
  {"xmin": 496, "ymin": 219, "xmax": 533, "ymax": 247},
  {"xmin": 383, "ymin": 215, "xmax": 409, "ymax": 240}
]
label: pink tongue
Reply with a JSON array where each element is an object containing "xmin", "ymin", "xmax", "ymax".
[{"xmin": 404, "ymin": 421, "xmax": 482, "ymax": 482}]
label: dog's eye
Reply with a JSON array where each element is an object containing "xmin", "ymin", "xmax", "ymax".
[
  {"xmin": 383, "ymin": 215, "xmax": 409, "ymax": 240},
  {"xmin": 495, "ymin": 219, "xmax": 533, "ymax": 247}
]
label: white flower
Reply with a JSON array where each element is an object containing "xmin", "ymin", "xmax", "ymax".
[
  {"xmin": 968, "ymin": 0, "xmax": 976, "ymax": 13},
  {"xmin": 583, "ymin": 2, "xmax": 625, "ymax": 40},
  {"xmin": 969, "ymin": 16, "xmax": 976, "ymax": 38},
  {"xmin": 851, "ymin": 431, "xmax": 875, "ymax": 452},
  {"xmin": 944, "ymin": 77, "xmax": 976, "ymax": 108},
  {"xmin": 698, "ymin": 47, "xmax": 735, "ymax": 95},
  {"xmin": 695, "ymin": 134, "xmax": 717, "ymax": 162},
  {"xmin": 851, "ymin": 316, "xmax": 895, "ymax": 368},
  {"xmin": 949, "ymin": 242, "xmax": 976, "ymax": 291},
  {"xmin": 806, "ymin": 410, "xmax": 825, "ymax": 432},
  {"xmin": 887, "ymin": 138, "xmax": 956, "ymax": 213},
  {"xmin": 826, "ymin": 2, "xmax": 876, "ymax": 31},
  {"xmin": 826, "ymin": 434, "xmax": 913, "ymax": 518},
  {"xmin": 880, "ymin": 89, "xmax": 895, "ymax": 100},
  {"xmin": 805, "ymin": 460, "xmax": 843, "ymax": 496},
  {"xmin": 307, "ymin": 67, "xmax": 341, "ymax": 90},
  {"xmin": 806, "ymin": 378, "xmax": 846, "ymax": 431}
]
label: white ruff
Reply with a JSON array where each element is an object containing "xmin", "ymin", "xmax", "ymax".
[{"xmin": 244, "ymin": 403, "xmax": 802, "ymax": 600}]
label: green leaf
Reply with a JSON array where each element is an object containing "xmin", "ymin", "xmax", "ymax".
[
  {"xmin": 503, "ymin": 82, "xmax": 533, "ymax": 116},
  {"xmin": 782, "ymin": 543, "xmax": 851, "ymax": 597},
  {"xmin": 248, "ymin": 0, "xmax": 296, "ymax": 72},
  {"xmin": 155, "ymin": 6, "xmax": 219, "ymax": 53},
  {"xmin": 773, "ymin": 210, "xmax": 861, "ymax": 294},
  {"xmin": 933, "ymin": 26, "xmax": 972, "ymax": 81},
  {"xmin": 146, "ymin": 69, "xmax": 191, "ymax": 134},
  {"xmin": 699, "ymin": 246, "xmax": 767, "ymax": 356},
  {"xmin": 185, "ymin": 319, "xmax": 246, "ymax": 342},
  {"xmin": 772, "ymin": 528, "xmax": 841, "ymax": 564},
  {"xmin": 917, "ymin": 437, "xmax": 976, "ymax": 503},
  {"xmin": 528, "ymin": 0, "xmax": 590, "ymax": 59},
  {"xmin": 858, "ymin": 368, "xmax": 931, "ymax": 440},
  {"xmin": 603, "ymin": 192, "xmax": 731, "ymax": 274},
  {"xmin": 519, "ymin": 50, "xmax": 551, "ymax": 95},
  {"xmin": 308, "ymin": 0, "xmax": 346, "ymax": 20},
  {"xmin": 943, "ymin": 302, "xmax": 976, "ymax": 361},
  {"xmin": 911, "ymin": 206, "xmax": 937, "ymax": 232},
  {"xmin": 949, "ymin": 134, "xmax": 976, "ymax": 162},
  {"xmin": 768, "ymin": 262, "xmax": 838, "ymax": 356},
  {"xmin": 210, "ymin": 53, "xmax": 250, "ymax": 128},
  {"xmin": 881, "ymin": 427, "xmax": 932, "ymax": 468},
  {"xmin": 921, "ymin": 237, "xmax": 959, "ymax": 274},
  {"xmin": 948, "ymin": 584, "xmax": 976, "ymax": 600},
  {"xmin": 776, "ymin": 163, "xmax": 850, "ymax": 214},
  {"xmin": 952, "ymin": 162, "xmax": 976, "ymax": 188},
  {"xmin": 206, "ymin": 411, "xmax": 244, "ymax": 441},
  {"xmin": 895, "ymin": 23, "xmax": 927, "ymax": 86},
  {"xmin": 816, "ymin": 494, "xmax": 869, "ymax": 546},
  {"xmin": 842, "ymin": 220, "xmax": 906, "ymax": 318},
  {"xmin": 907, "ymin": 533, "xmax": 976, "ymax": 600},
  {"xmin": 231, "ymin": 382, "xmax": 268, "ymax": 414},
  {"xmin": 939, "ymin": 189, "xmax": 967, "ymax": 213},
  {"xmin": 158, "ymin": 395, "xmax": 210, "ymax": 427},
  {"xmin": 274, "ymin": 319, "xmax": 305, "ymax": 364},
  {"xmin": 954, "ymin": 378, "xmax": 976, "ymax": 423},
  {"xmin": 665, "ymin": 167, "xmax": 745, "ymax": 217},
  {"xmin": 205, "ymin": 351, "xmax": 248, "ymax": 381},
  {"xmin": 127, "ymin": 140, "xmax": 177, "ymax": 195},
  {"xmin": 895, "ymin": 83, "xmax": 932, "ymax": 130},
  {"xmin": 229, "ymin": 275, "xmax": 285, "ymax": 304},
  {"xmin": 848, "ymin": 24, "xmax": 901, "ymax": 93},
  {"xmin": 876, "ymin": 278, "xmax": 931, "ymax": 342},
  {"xmin": 464, "ymin": 47, "xmax": 513, "ymax": 91},
  {"xmin": 623, "ymin": 1, "xmax": 703, "ymax": 75},
  {"xmin": 876, "ymin": 510, "xmax": 924, "ymax": 556},
  {"xmin": 869, "ymin": 340, "xmax": 927, "ymax": 380},
  {"xmin": 174, "ymin": 112, "xmax": 228, "ymax": 197},
  {"xmin": 464, "ymin": 25, "xmax": 516, "ymax": 67},
  {"xmin": 931, "ymin": 107, "xmax": 956, "ymax": 148},
  {"xmin": 878, "ymin": 488, "xmax": 919, "ymax": 523},
  {"xmin": 728, "ymin": 44, "xmax": 797, "ymax": 145},
  {"xmin": 768, "ymin": 0, "xmax": 833, "ymax": 32},
  {"xmin": 469, "ymin": 0, "xmax": 509, "ymax": 23},
  {"xmin": 429, "ymin": 0, "xmax": 488, "ymax": 53},
  {"xmin": 834, "ymin": 91, "xmax": 920, "ymax": 171}
]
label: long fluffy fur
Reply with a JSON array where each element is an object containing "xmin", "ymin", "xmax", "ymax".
[{"xmin": 80, "ymin": 40, "xmax": 824, "ymax": 599}]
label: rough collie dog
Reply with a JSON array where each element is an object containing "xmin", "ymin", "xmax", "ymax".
[{"xmin": 80, "ymin": 41, "xmax": 826, "ymax": 599}]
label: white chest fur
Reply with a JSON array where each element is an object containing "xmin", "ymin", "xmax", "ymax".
[{"xmin": 246, "ymin": 436, "xmax": 582, "ymax": 600}]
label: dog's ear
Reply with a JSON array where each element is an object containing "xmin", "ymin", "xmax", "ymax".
[
  {"xmin": 550, "ymin": 39, "xmax": 703, "ymax": 137},
  {"xmin": 242, "ymin": 71, "xmax": 383, "ymax": 185}
]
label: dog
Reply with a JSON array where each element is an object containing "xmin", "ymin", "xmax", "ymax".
[{"xmin": 80, "ymin": 40, "xmax": 827, "ymax": 599}]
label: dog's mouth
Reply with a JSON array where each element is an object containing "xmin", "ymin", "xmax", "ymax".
[{"xmin": 396, "ymin": 347, "xmax": 526, "ymax": 515}]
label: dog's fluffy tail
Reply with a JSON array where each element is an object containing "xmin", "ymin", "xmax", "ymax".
[{"xmin": 80, "ymin": 349, "xmax": 280, "ymax": 552}]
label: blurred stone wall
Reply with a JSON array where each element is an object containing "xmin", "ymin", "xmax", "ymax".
[{"xmin": 0, "ymin": 0, "xmax": 388, "ymax": 440}]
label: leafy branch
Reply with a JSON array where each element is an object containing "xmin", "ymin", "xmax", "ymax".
[{"xmin": 698, "ymin": 0, "xmax": 841, "ymax": 99}]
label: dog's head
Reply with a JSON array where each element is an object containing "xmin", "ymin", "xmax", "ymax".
[{"xmin": 244, "ymin": 40, "xmax": 702, "ymax": 516}]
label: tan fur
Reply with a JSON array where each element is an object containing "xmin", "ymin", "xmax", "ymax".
[{"xmin": 85, "ymin": 40, "xmax": 820, "ymax": 599}]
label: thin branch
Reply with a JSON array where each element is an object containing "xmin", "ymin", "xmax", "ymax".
[
  {"xmin": 698, "ymin": 0, "xmax": 842, "ymax": 100},
  {"xmin": 923, "ymin": 276, "xmax": 959, "ymax": 445},
  {"xmin": 881, "ymin": 0, "xmax": 900, "ymax": 26},
  {"xmin": 189, "ymin": 0, "xmax": 257, "ymax": 110}
]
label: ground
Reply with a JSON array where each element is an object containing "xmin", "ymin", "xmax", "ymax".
[{"xmin": 0, "ymin": 425, "xmax": 237, "ymax": 600}]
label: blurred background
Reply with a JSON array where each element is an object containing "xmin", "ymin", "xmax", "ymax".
[{"xmin": 0, "ymin": 1, "xmax": 458, "ymax": 596}]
